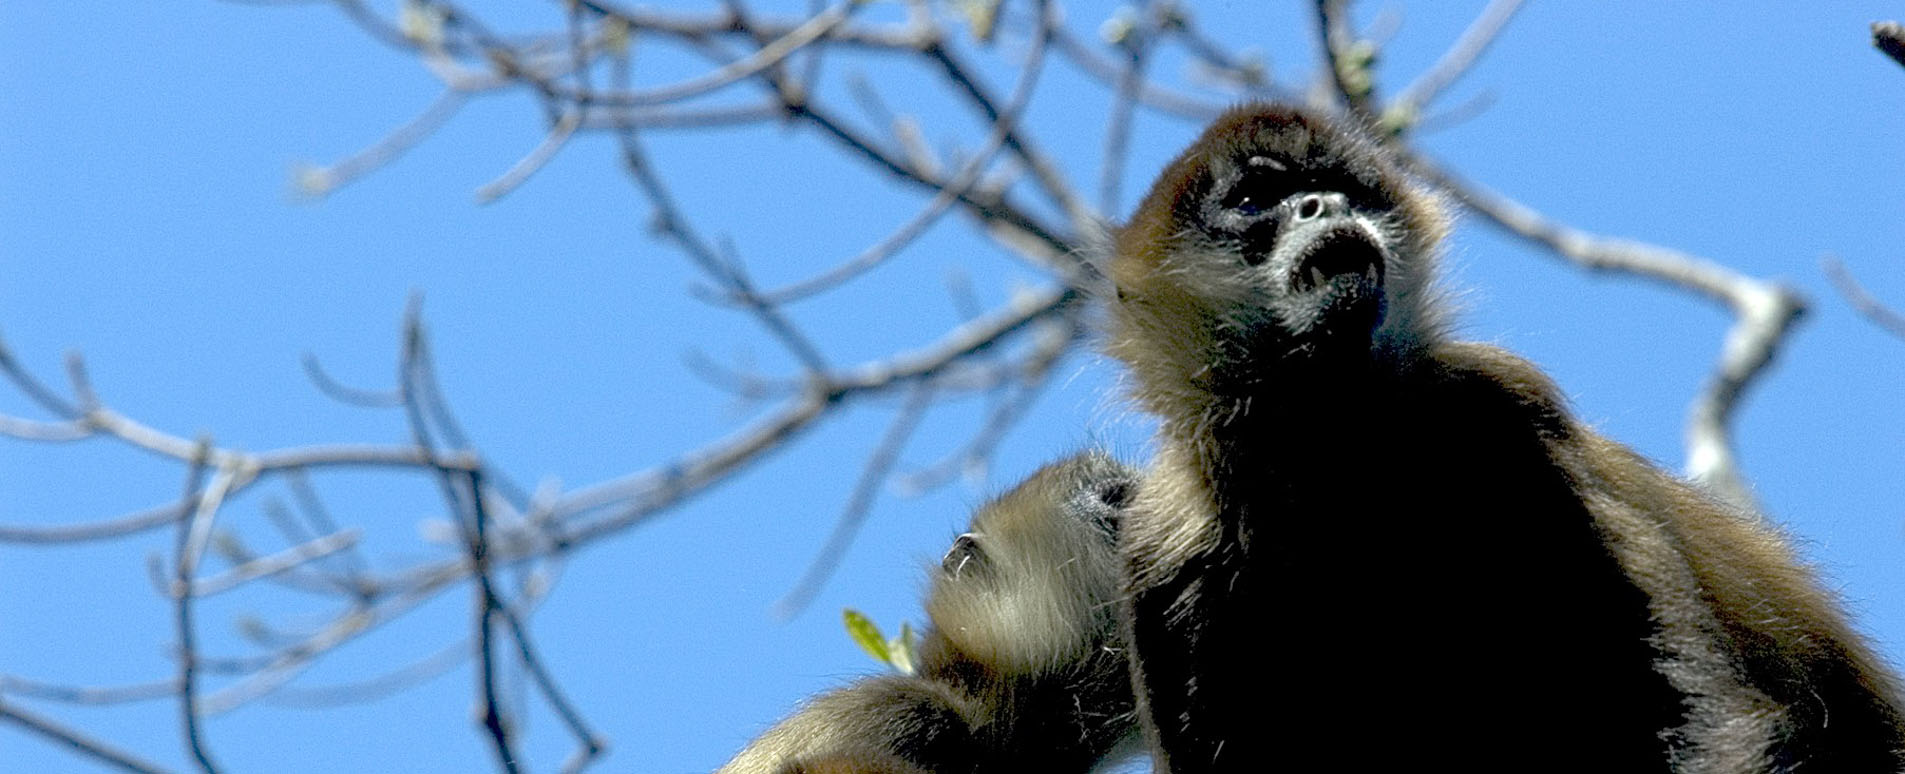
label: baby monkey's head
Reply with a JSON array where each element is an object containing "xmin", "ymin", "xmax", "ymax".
[{"xmin": 926, "ymin": 451, "xmax": 1134, "ymax": 675}]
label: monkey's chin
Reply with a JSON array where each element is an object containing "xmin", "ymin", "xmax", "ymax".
[
  {"xmin": 1275, "ymin": 225, "xmax": 1388, "ymax": 353},
  {"xmin": 1287, "ymin": 291, "xmax": 1386, "ymax": 356}
]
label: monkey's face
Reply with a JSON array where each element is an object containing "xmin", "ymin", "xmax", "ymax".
[
  {"xmin": 1194, "ymin": 148, "xmax": 1394, "ymax": 346},
  {"xmin": 939, "ymin": 457, "xmax": 1127, "ymax": 582},
  {"xmin": 1111, "ymin": 104, "xmax": 1444, "ymax": 379}
]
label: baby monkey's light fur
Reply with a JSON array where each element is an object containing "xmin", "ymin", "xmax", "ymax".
[{"xmin": 718, "ymin": 452, "xmax": 1139, "ymax": 774}]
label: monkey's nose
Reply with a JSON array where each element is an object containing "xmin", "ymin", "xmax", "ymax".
[{"xmin": 1290, "ymin": 192, "xmax": 1350, "ymax": 222}]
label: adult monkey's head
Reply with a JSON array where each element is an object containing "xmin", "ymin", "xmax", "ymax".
[{"xmin": 1108, "ymin": 104, "xmax": 1449, "ymax": 394}]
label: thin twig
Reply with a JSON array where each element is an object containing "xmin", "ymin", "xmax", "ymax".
[
  {"xmin": 301, "ymin": 353, "xmax": 401, "ymax": 407},
  {"xmin": 1313, "ymin": 0, "xmax": 1377, "ymax": 125},
  {"xmin": 0, "ymin": 442, "xmax": 464, "ymax": 544},
  {"xmin": 1050, "ymin": 29, "xmax": 1224, "ymax": 120},
  {"xmin": 0, "ymin": 327, "xmax": 83, "ymax": 418},
  {"xmin": 552, "ymin": 286, "xmax": 1078, "ymax": 539},
  {"xmin": 473, "ymin": 476, "xmax": 607, "ymax": 773},
  {"xmin": 0, "ymin": 414, "xmax": 89, "ymax": 441},
  {"xmin": 1099, "ymin": 0, "xmax": 1159, "ymax": 215},
  {"xmin": 265, "ymin": 642, "xmax": 467, "ymax": 707},
  {"xmin": 1413, "ymin": 157, "xmax": 1804, "ymax": 510},
  {"xmin": 1162, "ymin": 5, "xmax": 1273, "ymax": 92},
  {"xmin": 476, "ymin": 111, "xmax": 582, "ymax": 203},
  {"xmin": 198, "ymin": 566, "xmax": 461, "ymax": 714},
  {"xmin": 283, "ymin": 468, "xmax": 374, "ymax": 581},
  {"xmin": 924, "ymin": 29, "xmax": 1092, "ymax": 232},
  {"xmin": 579, "ymin": 102, "xmax": 785, "ymax": 130},
  {"xmin": 614, "ymin": 127, "xmax": 831, "ymax": 374},
  {"xmin": 682, "ymin": 349, "xmax": 799, "ymax": 400},
  {"xmin": 464, "ymin": 471, "xmax": 522, "ymax": 774},
  {"xmin": 401, "ymin": 317, "xmax": 532, "ymax": 509},
  {"xmin": 0, "ymin": 675, "xmax": 180, "ymax": 705},
  {"xmin": 294, "ymin": 89, "xmax": 469, "ymax": 198},
  {"xmin": 897, "ymin": 312, "xmax": 1076, "ymax": 492},
  {"xmin": 1386, "ymin": 0, "xmax": 1522, "ymax": 131},
  {"xmin": 610, "ymin": 0, "xmax": 861, "ymax": 105},
  {"xmin": 172, "ymin": 439, "xmax": 225, "ymax": 774},
  {"xmin": 773, "ymin": 380, "xmax": 936, "ymax": 617},
  {"xmin": 747, "ymin": 0, "xmax": 1056, "ymax": 305},
  {"xmin": 567, "ymin": 0, "xmax": 595, "ymax": 98},
  {"xmin": 0, "ymin": 503, "xmax": 190, "ymax": 544},
  {"xmin": 392, "ymin": 303, "xmax": 523, "ymax": 774},
  {"xmin": 187, "ymin": 530, "xmax": 362, "ymax": 597},
  {"xmin": 1825, "ymin": 258, "xmax": 1905, "ymax": 341},
  {"xmin": 0, "ymin": 699, "xmax": 176, "ymax": 774}
]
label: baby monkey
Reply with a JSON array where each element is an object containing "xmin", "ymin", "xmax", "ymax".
[{"xmin": 718, "ymin": 452, "xmax": 1140, "ymax": 774}]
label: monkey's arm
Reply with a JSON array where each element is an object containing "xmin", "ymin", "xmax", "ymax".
[
  {"xmin": 716, "ymin": 677, "xmax": 978, "ymax": 774},
  {"xmin": 1124, "ymin": 567, "xmax": 1219, "ymax": 774}
]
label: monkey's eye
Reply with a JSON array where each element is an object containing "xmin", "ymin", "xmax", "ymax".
[
  {"xmin": 1225, "ymin": 192, "xmax": 1266, "ymax": 217},
  {"xmin": 1219, "ymin": 180, "xmax": 1277, "ymax": 217},
  {"xmin": 1218, "ymin": 157, "xmax": 1291, "ymax": 219},
  {"xmin": 1075, "ymin": 479, "xmax": 1132, "ymax": 539}
]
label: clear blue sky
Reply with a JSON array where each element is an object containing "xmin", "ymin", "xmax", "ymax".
[{"xmin": 4, "ymin": 2, "xmax": 1905, "ymax": 772}]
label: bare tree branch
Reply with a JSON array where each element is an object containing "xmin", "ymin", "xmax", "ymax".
[
  {"xmin": 745, "ymin": 0, "xmax": 1058, "ymax": 304},
  {"xmin": 1098, "ymin": 0, "xmax": 1163, "ymax": 214},
  {"xmin": 172, "ymin": 439, "xmax": 226, "ymax": 774},
  {"xmin": 186, "ymin": 530, "xmax": 362, "ymax": 598},
  {"xmin": 1386, "ymin": 0, "xmax": 1523, "ymax": 132},
  {"xmin": 1826, "ymin": 258, "xmax": 1905, "ymax": 341},
  {"xmin": 0, "ymin": 699, "xmax": 176, "ymax": 774},
  {"xmin": 774, "ymin": 380, "xmax": 936, "ymax": 617},
  {"xmin": 1314, "ymin": 0, "xmax": 1378, "ymax": 124},
  {"xmin": 612, "ymin": 0, "xmax": 863, "ymax": 106},
  {"xmin": 1410, "ymin": 159, "xmax": 1804, "ymax": 509},
  {"xmin": 295, "ymin": 89, "xmax": 469, "ymax": 198},
  {"xmin": 475, "ymin": 111, "xmax": 581, "ymax": 203}
]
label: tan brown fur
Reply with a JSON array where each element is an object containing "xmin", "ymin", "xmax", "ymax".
[
  {"xmin": 718, "ymin": 452, "xmax": 1140, "ymax": 774},
  {"xmin": 1107, "ymin": 103, "xmax": 1905, "ymax": 772}
]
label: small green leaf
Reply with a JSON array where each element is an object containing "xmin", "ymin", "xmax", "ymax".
[
  {"xmin": 843, "ymin": 608, "xmax": 891, "ymax": 665},
  {"xmin": 889, "ymin": 621, "xmax": 919, "ymax": 675}
]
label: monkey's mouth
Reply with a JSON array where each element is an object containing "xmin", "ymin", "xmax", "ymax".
[{"xmin": 1288, "ymin": 227, "xmax": 1385, "ymax": 295}]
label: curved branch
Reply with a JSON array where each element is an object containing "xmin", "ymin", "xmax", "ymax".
[{"xmin": 1411, "ymin": 157, "xmax": 1805, "ymax": 509}]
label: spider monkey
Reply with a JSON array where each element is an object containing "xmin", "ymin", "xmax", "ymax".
[
  {"xmin": 717, "ymin": 452, "xmax": 1141, "ymax": 774},
  {"xmin": 1104, "ymin": 103, "xmax": 1905, "ymax": 772}
]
